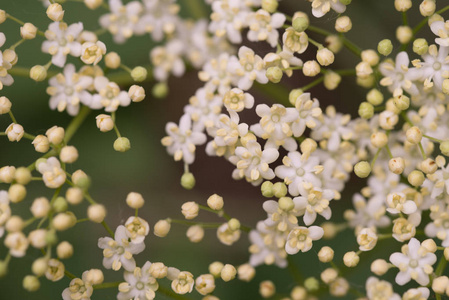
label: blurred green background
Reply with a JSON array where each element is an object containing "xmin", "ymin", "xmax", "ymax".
[{"xmin": 0, "ymin": 0, "xmax": 446, "ymax": 299}]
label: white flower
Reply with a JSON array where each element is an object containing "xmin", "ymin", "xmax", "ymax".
[
  {"xmin": 291, "ymin": 93, "xmax": 322, "ymax": 137},
  {"xmin": 37, "ymin": 157, "xmax": 66, "ymax": 189},
  {"xmin": 4, "ymin": 232, "xmax": 28, "ymax": 257},
  {"xmin": 228, "ymin": 46, "xmax": 268, "ymax": 90},
  {"xmin": 275, "ymin": 151, "xmax": 322, "ymax": 196},
  {"xmin": 209, "ymin": 0, "xmax": 250, "ymax": 44},
  {"xmin": 117, "ymin": 261, "xmax": 159, "ymax": 300},
  {"xmin": 247, "ymin": 10, "xmax": 286, "ymax": 47},
  {"xmin": 263, "ymin": 51, "xmax": 303, "ymax": 77},
  {"xmin": 389, "ymin": 238, "xmax": 437, "ymax": 286},
  {"xmin": 42, "ymin": 22, "xmax": 83, "ymax": 67},
  {"xmin": 98, "ymin": 225, "xmax": 145, "ymax": 271},
  {"xmin": 365, "ymin": 277, "xmax": 400, "ymax": 300},
  {"xmin": 184, "ymin": 87, "xmax": 223, "ymax": 131},
  {"xmin": 90, "ymin": 76, "xmax": 131, "ymax": 112},
  {"xmin": 386, "ymin": 192, "xmax": 417, "ymax": 215},
  {"xmin": 0, "ymin": 33, "xmax": 16, "ymax": 89},
  {"xmin": 150, "ymin": 39, "xmax": 185, "ymax": 81},
  {"xmin": 124, "ymin": 216, "xmax": 150, "ymax": 244},
  {"xmin": 80, "ymin": 41, "xmax": 106, "ymax": 65},
  {"xmin": 251, "ymin": 104, "xmax": 299, "ymax": 151},
  {"xmin": 222, "ymin": 88, "xmax": 254, "ymax": 112},
  {"xmin": 285, "ymin": 225, "xmax": 324, "ymax": 254},
  {"xmin": 249, "ymin": 221, "xmax": 287, "ymax": 268},
  {"xmin": 161, "ymin": 114, "xmax": 207, "ymax": 165},
  {"xmin": 199, "ymin": 53, "xmax": 234, "ymax": 95},
  {"xmin": 410, "ymin": 45, "xmax": 449, "ymax": 90},
  {"xmin": 294, "ymin": 187, "xmax": 335, "ymax": 225},
  {"xmin": 99, "ymin": 0, "xmax": 143, "ymax": 44},
  {"xmin": 345, "ymin": 194, "xmax": 390, "ymax": 232},
  {"xmin": 310, "ymin": 0, "xmax": 346, "ymax": 18},
  {"xmin": 169, "ymin": 269, "xmax": 194, "ymax": 294},
  {"xmin": 424, "ymin": 202, "xmax": 449, "ymax": 247},
  {"xmin": 430, "ymin": 20, "xmax": 449, "ymax": 47},
  {"xmin": 0, "ymin": 191, "xmax": 10, "ymax": 238},
  {"xmin": 216, "ymin": 222, "xmax": 240, "ymax": 245},
  {"xmin": 62, "ymin": 271, "xmax": 94, "ymax": 300},
  {"xmin": 263, "ymin": 198, "xmax": 301, "ymax": 232},
  {"xmin": 47, "ymin": 64, "xmax": 93, "ymax": 116},
  {"xmin": 136, "ymin": 0, "xmax": 181, "ymax": 41},
  {"xmin": 379, "ymin": 51, "xmax": 419, "ymax": 96},
  {"xmin": 402, "ymin": 287, "xmax": 430, "ymax": 300},
  {"xmin": 195, "ymin": 274, "xmax": 215, "ymax": 295},
  {"xmin": 357, "ymin": 228, "xmax": 378, "ymax": 251},
  {"xmin": 229, "ymin": 140, "xmax": 279, "ymax": 185}
]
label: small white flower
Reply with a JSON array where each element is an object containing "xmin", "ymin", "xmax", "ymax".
[
  {"xmin": 217, "ymin": 222, "xmax": 240, "ymax": 245},
  {"xmin": 249, "ymin": 221, "xmax": 287, "ymax": 268},
  {"xmin": 0, "ymin": 33, "xmax": 16, "ymax": 89},
  {"xmin": 80, "ymin": 41, "xmax": 106, "ymax": 65},
  {"xmin": 199, "ymin": 53, "xmax": 234, "ymax": 95},
  {"xmin": 209, "ymin": 0, "xmax": 250, "ymax": 44},
  {"xmin": 91, "ymin": 76, "xmax": 131, "ymax": 112},
  {"xmin": 410, "ymin": 45, "xmax": 449, "ymax": 90},
  {"xmin": 386, "ymin": 192, "xmax": 417, "ymax": 215},
  {"xmin": 310, "ymin": 0, "xmax": 347, "ymax": 18},
  {"xmin": 379, "ymin": 51, "xmax": 419, "ymax": 96},
  {"xmin": 430, "ymin": 20, "xmax": 449, "ymax": 47},
  {"xmin": 424, "ymin": 202, "xmax": 449, "ymax": 247},
  {"xmin": 247, "ymin": 10, "xmax": 286, "ymax": 47},
  {"xmin": 124, "ymin": 216, "xmax": 150, "ymax": 244},
  {"xmin": 62, "ymin": 271, "xmax": 94, "ymax": 300},
  {"xmin": 98, "ymin": 225, "xmax": 145, "ymax": 271},
  {"xmin": 117, "ymin": 261, "xmax": 159, "ymax": 300},
  {"xmin": 285, "ymin": 225, "xmax": 324, "ymax": 254},
  {"xmin": 169, "ymin": 269, "xmax": 194, "ymax": 294},
  {"xmin": 184, "ymin": 87, "xmax": 223, "ymax": 131},
  {"xmin": 389, "ymin": 238, "xmax": 437, "ymax": 286},
  {"xmin": 4, "ymin": 232, "xmax": 29, "ymax": 257},
  {"xmin": 150, "ymin": 39, "xmax": 185, "ymax": 81},
  {"xmin": 345, "ymin": 194, "xmax": 390, "ymax": 232},
  {"xmin": 263, "ymin": 198, "xmax": 301, "ymax": 232},
  {"xmin": 37, "ymin": 157, "xmax": 66, "ymax": 189},
  {"xmin": 365, "ymin": 277, "xmax": 400, "ymax": 300},
  {"xmin": 222, "ymin": 88, "xmax": 254, "ymax": 112},
  {"xmin": 291, "ymin": 93, "xmax": 322, "ymax": 137},
  {"xmin": 136, "ymin": 0, "xmax": 180, "ymax": 42},
  {"xmin": 42, "ymin": 22, "xmax": 83, "ymax": 67},
  {"xmin": 402, "ymin": 287, "xmax": 430, "ymax": 300},
  {"xmin": 294, "ymin": 186, "xmax": 335, "ymax": 225},
  {"xmin": 227, "ymin": 46, "xmax": 268, "ymax": 90}
]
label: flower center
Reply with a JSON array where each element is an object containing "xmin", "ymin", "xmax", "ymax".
[
  {"xmin": 136, "ymin": 282, "xmax": 144, "ymax": 290},
  {"xmin": 409, "ymin": 259, "xmax": 418, "ymax": 268},
  {"xmin": 116, "ymin": 246, "xmax": 124, "ymax": 255},
  {"xmin": 296, "ymin": 168, "xmax": 305, "ymax": 177},
  {"xmin": 433, "ymin": 62, "xmax": 442, "ymax": 70}
]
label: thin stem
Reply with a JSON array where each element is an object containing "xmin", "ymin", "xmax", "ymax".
[
  {"xmin": 371, "ymin": 148, "xmax": 382, "ymax": 169},
  {"xmin": 423, "ymin": 134, "xmax": 443, "ymax": 143},
  {"xmin": 64, "ymin": 106, "xmax": 91, "ymax": 144},
  {"xmin": 435, "ymin": 254, "xmax": 447, "ymax": 276},
  {"xmin": 286, "ymin": 256, "xmax": 303, "ymax": 283},
  {"xmin": 418, "ymin": 142, "xmax": 427, "ymax": 160},
  {"xmin": 93, "ymin": 281, "xmax": 121, "ymax": 290},
  {"xmin": 307, "ymin": 25, "xmax": 361, "ymax": 56},
  {"xmin": 101, "ymin": 220, "xmax": 115, "ymax": 238},
  {"xmin": 301, "ymin": 77, "xmax": 324, "ymax": 91},
  {"xmin": 157, "ymin": 285, "xmax": 193, "ymax": 300},
  {"xmin": 8, "ymin": 111, "xmax": 17, "ymax": 124},
  {"xmin": 308, "ymin": 37, "xmax": 323, "ymax": 49},
  {"xmin": 64, "ymin": 270, "xmax": 77, "ymax": 280},
  {"xmin": 6, "ymin": 14, "xmax": 45, "ymax": 37},
  {"xmin": 23, "ymin": 132, "xmax": 36, "ymax": 141},
  {"xmin": 385, "ymin": 144, "xmax": 393, "ymax": 159},
  {"xmin": 402, "ymin": 12, "xmax": 408, "ymax": 26}
]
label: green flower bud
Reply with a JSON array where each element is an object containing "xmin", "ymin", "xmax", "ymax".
[
  {"xmin": 152, "ymin": 82, "xmax": 168, "ymax": 98},
  {"xmin": 228, "ymin": 218, "xmax": 240, "ymax": 231},
  {"xmin": 266, "ymin": 67, "xmax": 283, "ymax": 83},
  {"xmin": 30, "ymin": 65, "xmax": 47, "ymax": 82},
  {"xmin": 366, "ymin": 88, "xmax": 384, "ymax": 105},
  {"xmin": 408, "ymin": 170, "xmax": 425, "ymax": 187},
  {"xmin": 289, "ymin": 88, "xmax": 303, "ymax": 106},
  {"xmin": 75, "ymin": 176, "xmax": 91, "ymax": 190},
  {"xmin": 293, "ymin": 16, "xmax": 309, "ymax": 32},
  {"xmin": 0, "ymin": 261, "xmax": 8, "ymax": 277},
  {"xmin": 15, "ymin": 167, "xmax": 31, "ymax": 185},
  {"xmin": 354, "ymin": 161, "xmax": 371, "ymax": 178},
  {"xmin": 181, "ymin": 172, "xmax": 195, "ymax": 190},
  {"xmin": 413, "ymin": 38, "xmax": 428, "ymax": 55},
  {"xmin": 23, "ymin": 275, "xmax": 40, "ymax": 292},
  {"xmin": 377, "ymin": 39, "xmax": 393, "ymax": 56},
  {"xmin": 130, "ymin": 66, "xmax": 147, "ymax": 82},
  {"xmin": 262, "ymin": 0, "xmax": 278, "ymax": 13},
  {"xmin": 358, "ymin": 102, "xmax": 374, "ymax": 119},
  {"xmin": 113, "ymin": 137, "xmax": 131, "ymax": 152},
  {"xmin": 278, "ymin": 197, "xmax": 294, "ymax": 211},
  {"xmin": 52, "ymin": 197, "xmax": 68, "ymax": 213},
  {"xmin": 440, "ymin": 141, "xmax": 449, "ymax": 156},
  {"xmin": 45, "ymin": 229, "xmax": 58, "ymax": 246},
  {"xmin": 304, "ymin": 277, "xmax": 319, "ymax": 292},
  {"xmin": 393, "ymin": 94, "xmax": 410, "ymax": 110},
  {"xmin": 273, "ymin": 182, "xmax": 287, "ymax": 198},
  {"xmin": 261, "ymin": 181, "xmax": 274, "ymax": 197}
]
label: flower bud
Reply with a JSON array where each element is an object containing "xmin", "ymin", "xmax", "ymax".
[
  {"xmin": 32, "ymin": 135, "xmax": 50, "ymax": 153},
  {"xmin": 14, "ymin": 167, "xmax": 31, "ymax": 185},
  {"xmin": 85, "ymin": 269, "xmax": 104, "ymax": 285},
  {"xmin": 395, "ymin": 0, "xmax": 412, "ymax": 11},
  {"xmin": 128, "ymin": 85, "xmax": 145, "ymax": 102},
  {"xmin": 396, "ymin": 26, "xmax": 413, "ymax": 44},
  {"xmin": 302, "ymin": 60, "xmax": 320, "ymax": 77},
  {"xmin": 354, "ymin": 161, "xmax": 371, "ymax": 178},
  {"xmin": 378, "ymin": 39, "xmax": 393, "ymax": 56},
  {"xmin": 370, "ymin": 131, "xmax": 388, "ymax": 148},
  {"xmin": 262, "ymin": 0, "xmax": 278, "ymax": 13},
  {"xmin": 289, "ymin": 89, "xmax": 303, "ymax": 106},
  {"xmin": 420, "ymin": 0, "xmax": 436, "ymax": 16},
  {"xmin": 291, "ymin": 286, "xmax": 307, "ymax": 300},
  {"xmin": 0, "ymin": 166, "xmax": 15, "ymax": 183},
  {"xmin": 95, "ymin": 114, "xmax": 114, "ymax": 132},
  {"xmin": 30, "ymin": 65, "xmax": 47, "ymax": 82},
  {"xmin": 266, "ymin": 67, "xmax": 283, "ymax": 83},
  {"xmin": 389, "ymin": 157, "xmax": 405, "ymax": 174},
  {"xmin": 154, "ymin": 219, "xmax": 171, "ymax": 237},
  {"xmin": 343, "ymin": 251, "xmax": 359, "ymax": 267},
  {"xmin": 260, "ymin": 280, "xmax": 275, "ymax": 298},
  {"xmin": 66, "ymin": 187, "xmax": 83, "ymax": 205},
  {"xmin": 304, "ymin": 277, "xmax": 319, "ymax": 292},
  {"xmin": 81, "ymin": 41, "xmax": 106, "ymax": 65},
  {"xmin": 366, "ymin": 89, "xmax": 384, "ymax": 106},
  {"xmin": 358, "ymin": 102, "xmax": 374, "ymax": 119},
  {"xmin": 6, "ymin": 123, "xmax": 24, "ymax": 142},
  {"xmin": 126, "ymin": 192, "xmax": 145, "ymax": 209},
  {"xmin": 293, "ymin": 16, "xmax": 309, "ymax": 33},
  {"xmin": 131, "ymin": 66, "xmax": 147, "ymax": 82},
  {"xmin": 318, "ymin": 246, "xmax": 334, "ymax": 263},
  {"xmin": 261, "ymin": 181, "xmax": 274, "ymax": 197},
  {"xmin": 9, "ymin": 184, "xmax": 26, "ymax": 203},
  {"xmin": 207, "ymin": 194, "xmax": 224, "ymax": 210},
  {"xmin": 237, "ymin": 264, "xmax": 255, "ymax": 282},
  {"xmin": 320, "ymin": 268, "xmax": 338, "ymax": 284},
  {"xmin": 316, "ymin": 48, "xmax": 334, "ymax": 66},
  {"xmin": 46, "ymin": 126, "xmax": 65, "ymax": 145},
  {"xmin": 149, "ymin": 262, "xmax": 168, "ymax": 278},
  {"xmin": 432, "ymin": 276, "xmax": 449, "ymax": 295},
  {"xmin": 393, "ymin": 94, "xmax": 410, "ymax": 110},
  {"xmin": 405, "ymin": 126, "xmax": 422, "ymax": 145},
  {"xmin": 84, "ymin": 0, "xmax": 104, "ymax": 9},
  {"xmin": 323, "ymin": 71, "xmax": 341, "ymax": 90},
  {"xmin": 420, "ymin": 158, "xmax": 437, "ymax": 174},
  {"xmin": 0, "ymin": 96, "xmax": 11, "ymax": 114},
  {"xmin": 272, "ymin": 182, "xmax": 287, "ymax": 198},
  {"xmin": 413, "ymin": 38, "xmax": 428, "ymax": 55},
  {"xmin": 6, "ymin": 216, "xmax": 24, "ymax": 232},
  {"xmin": 29, "ymin": 229, "xmax": 48, "ymax": 248},
  {"xmin": 52, "ymin": 213, "xmax": 76, "ymax": 231},
  {"xmin": 23, "ymin": 275, "xmax": 40, "ymax": 292},
  {"xmin": 361, "ymin": 49, "xmax": 379, "ymax": 66},
  {"xmin": 152, "ymin": 82, "xmax": 168, "ymax": 98},
  {"xmin": 356, "ymin": 62, "xmax": 373, "ymax": 79},
  {"xmin": 60, "ymin": 146, "xmax": 79, "ymax": 163},
  {"xmin": 220, "ymin": 264, "xmax": 236, "ymax": 282},
  {"xmin": 440, "ymin": 141, "xmax": 449, "ymax": 156},
  {"xmin": 325, "ymin": 35, "xmax": 342, "ymax": 53},
  {"xmin": 20, "ymin": 23, "xmax": 37, "ymax": 40},
  {"xmin": 421, "ymin": 239, "xmax": 437, "ymax": 253},
  {"xmin": 87, "ymin": 204, "xmax": 106, "ymax": 223},
  {"xmin": 113, "ymin": 137, "xmax": 131, "ymax": 152},
  {"xmin": 228, "ymin": 218, "xmax": 240, "ymax": 231},
  {"xmin": 46, "ymin": 3, "xmax": 64, "ymax": 21},
  {"xmin": 180, "ymin": 172, "xmax": 195, "ymax": 190},
  {"xmin": 335, "ymin": 16, "xmax": 352, "ymax": 33},
  {"xmin": 105, "ymin": 51, "xmax": 121, "ymax": 69},
  {"xmin": 445, "ymin": 247, "xmax": 449, "ymax": 260},
  {"xmin": 186, "ymin": 225, "xmax": 204, "ymax": 243},
  {"xmin": 72, "ymin": 170, "xmax": 90, "ymax": 189},
  {"xmin": 408, "ymin": 170, "xmax": 425, "ymax": 187},
  {"xmin": 0, "ymin": 10, "xmax": 5, "ymax": 24},
  {"xmin": 56, "ymin": 241, "xmax": 73, "ymax": 259},
  {"xmin": 52, "ymin": 197, "xmax": 68, "ymax": 213},
  {"xmin": 209, "ymin": 262, "xmax": 224, "ymax": 277},
  {"xmin": 278, "ymin": 197, "xmax": 294, "ymax": 211},
  {"xmin": 181, "ymin": 202, "xmax": 199, "ymax": 220},
  {"xmin": 31, "ymin": 197, "xmax": 51, "ymax": 218},
  {"xmin": 32, "ymin": 258, "xmax": 48, "ymax": 276}
]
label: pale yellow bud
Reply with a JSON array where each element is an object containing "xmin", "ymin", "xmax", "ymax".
[
  {"xmin": 32, "ymin": 135, "xmax": 50, "ymax": 153},
  {"xmin": 15, "ymin": 167, "xmax": 31, "ymax": 185},
  {"xmin": 113, "ymin": 137, "xmax": 131, "ymax": 152},
  {"xmin": 432, "ymin": 276, "xmax": 449, "ymax": 295},
  {"xmin": 389, "ymin": 157, "xmax": 405, "ymax": 174},
  {"xmin": 66, "ymin": 187, "xmax": 83, "ymax": 205},
  {"xmin": 128, "ymin": 85, "xmax": 145, "ymax": 102},
  {"xmin": 343, "ymin": 251, "xmax": 359, "ymax": 267},
  {"xmin": 52, "ymin": 212, "xmax": 76, "ymax": 231},
  {"xmin": 318, "ymin": 246, "xmax": 334, "ymax": 263},
  {"xmin": 335, "ymin": 16, "xmax": 352, "ymax": 33},
  {"xmin": 59, "ymin": 146, "xmax": 78, "ymax": 163},
  {"xmin": 0, "ymin": 10, "xmax": 5, "ymax": 24},
  {"xmin": 395, "ymin": 0, "xmax": 412, "ymax": 11},
  {"xmin": 6, "ymin": 215, "xmax": 24, "ymax": 232},
  {"xmin": 356, "ymin": 61, "xmax": 373, "ymax": 79},
  {"xmin": 9, "ymin": 184, "xmax": 26, "ymax": 203},
  {"xmin": 46, "ymin": 126, "xmax": 65, "ymax": 145},
  {"xmin": 126, "ymin": 192, "xmax": 145, "ymax": 209},
  {"xmin": 0, "ymin": 166, "xmax": 15, "ymax": 183},
  {"xmin": 149, "ymin": 262, "xmax": 168, "ymax": 278},
  {"xmin": 302, "ymin": 60, "xmax": 320, "ymax": 77},
  {"xmin": 396, "ymin": 26, "xmax": 413, "ymax": 44},
  {"xmin": 72, "ymin": 170, "xmax": 89, "ymax": 188},
  {"xmin": 209, "ymin": 262, "xmax": 224, "ymax": 277},
  {"xmin": 323, "ymin": 71, "xmax": 341, "ymax": 90},
  {"xmin": 266, "ymin": 67, "xmax": 283, "ymax": 83},
  {"xmin": 56, "ymin": 241, "xmax": 73, "ymax": 259},
  {"xmin": 220, "ymin": 264, "xmax": 236, "ymax": 282},
  {"xmin": 261, "ymin": 181, "xmax": 274, "ymax": 197},
  {"xmin": 31, "ymin": 197, "xmax": 51, "ymax": 218},
  {"xmin": 20, "ymin": 23, "xmax": 37, "ymax": 40},
  {"xmin": 181, "ymin": 201, "xmax": 199, "ymax": 219},
  {"xmin": 32, "ymin": 258, "xmax": 48, "ymax": 276},
  {"xmin": 420, "ymin": 0, "xmax": 436, "ymax": 16},
  {"xmin": 46, "ymin": 3, "xmax": 64, "ymax": 22},
  {"xmin": 84, "ymin": 0, "xmax": 104, "ymax": 9},
  {"xmin": 413, "ymin": 38, "xmax": 428, "ymax": 55},
  {"xmin": 6, "ymin": 123, "xmax": 24, "ymax": 142},
  {"xmin": 186, "ymin": 225, "xmax": 204, "ymax": 243},
  {"xmin": 262, "ymin": 0, "xmax": 278, "ymax": 13},
  {"xmin": 408, "ymin": 170, "xmax": 425, "ymax": 187},
  {"xmin": 131, "ymin": 66, "xmax": 147, "ymax": 82},
  {"xmin": 421, "ymin": 239, "xmax": 437, "ymax": 253},
  {"xmin": 272, "ymin": 182, "xmax": 288, "ymax": 198},
  {"xmin": 207, "ymin": 194, "xmax": 224, "ymax": 210},
  {"xmin": 0, "ymin": 96, "xmax": 12, "ymax": 114},
  {"xmin": 393, "ymin": 94, "xmax": 410, "ymax": 110},
  {"xmin": 237, "ymin": 264, "xmax": 255, "ymax": 282},
  {"xmin": 85, "ymin": 269, "xmax": 104, "ymax": 285},
  {"xmin": 291, "ymin": 286, "xmax": 307, "ymax": 300},
  {"xmin": 378, "ymin": 39, "xmax": 393, "ymax": 56},
  {"xmin": 370, "ymin": 131, "xmax": 388, "ymax": 148},
  {"xmin": 316, "ymin": 48, "xmax": 334, "ymax": 66},
  {"xmin": 358, "ymin": 102, "xmax": 374, "ymax": 119},
  {"xmin": 96, "ymin": 114, "xmax": 114, "ymax": 132},
  {"xmin": 320, "ymin": 268, "xmax": 338, "ymax": 284},
  {"xmin": 154, "ymin": 219, "xmax": 171, "ymax": 237},
  {"xmin": 260, "ymin": 280, "xmax": 275, "ymax": 298},
  {"xmin": 354, "ymin": 161, "xmax": 371, "ymax": 178},
  {"xmin": 361, "ymin": 49, "xmax": 379, "ymax": 66},
  {"xmin": 87, "ymin": 204, "xmax": 106, "ymax": 223},
  {"xmin": 325, "ymin": 35, "xmax": 342, "ymax": 53},
  {"xmin": 23, "ymin": 275, "xmax": 40, "ymax": 292}
]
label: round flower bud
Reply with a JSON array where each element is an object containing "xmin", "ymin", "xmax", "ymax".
[
  {"xmin": 273, "ymin": 182, "xmax": 287, "ymax": 198},
  {"xmin": 180, "ymin": 172, "xmax": 195, "ymax": 190},
  {"xmin": 32, "ymin": 258, "xmax": 48, "ymax": 276},
  {"xmin": 46, "ymin": 126, "xmax": 65, "ymax": 145},
  {"xmin": 52, "ymin": 213, "xmax": 76, "ymax": 231},
  {"xmin": 105, "ymin": 52, "xmax": 121, "ymax": 69},
  {"xmin": 379, "ymin": 110, "xmax": 399, "ymax": 130},
  {"xmin": 279, "ymin": 197, "xmax": 294, "ymax": 211},
  {"xmin": 56, "ymin": 241, "xmax": 73, "ymax": 259},
  {"xmin": 260, "ymin": 280, "xmax": 275, "ymax": 298},
  {"xmin": 361, "ymin": 49, "xmax": 379, "ymax": 66},
  {"xmin": 323, "ymin": 71, "xmax": 341, "ymax": 90},
  {"xmin": 420, "ymin": 0, "xmax": 436, "ymax": 16},
  {"xmin": 154, "ymin": 219, "xmax": 171, "ymax": 237},
  {"xmin": 31, "ymin": 197, "xmax": 51, "ymax": 218},
  {"xmin": 113, "ymin": 137, "xmax": 131, "ymax": 152},
  {"xmin": 209, "ymin": 262, "xmax": 224, "ymax": 277},
  {"xmin": 23, "ymin": 275, "xmax": 40, "ymax": 292},
  {"xmin": 220, "ymin": 264, "xmax": 236, "ymax": 282},
  {"xmin": 335, "ymin": 16, "xmax": 352, "ymax": 33},
  {"xmin": 9, "ymin": 184, "xmax": 26, "ymax": 203},
  {"xmin": 413, "ymin": 38, "xmax": 428, "ymax": 55},
  {"xmin": 421, "ymin": 239, "xmax": 437, "ymax": 253},
  {"xmin": 325, "ymin": 35, "xmax": 343, "ymax": 53},
  {"xmin": 440, "ymin": 141, "xmax": 449, "ymax": 156},
  {"xmin": 6, "ymin": 215, "xmax": 24, "ymax": 232},
  {"xmin": 30, "ymin": 65, "xmax": 47, "ymax": 82},
  {"xmin": 329, "ymin": 278, "xmax": 349, "ymax": 297},
  {"xmin": 46, "ymin": 3, "xmax": 64, "ymax": 21},
  {"xmin": 289, "ymin": 89, "xmax": 303, "ymax": 106},
  {"xmin": 393, "ymin": 94, "xmax": 410, "ymax": 110},
  {"xmin": 358, "ymin": 102, "xmax": 374, "ymax": 119},
  {"xmin": 0, "ymin": 166, "xmax": 15, "ymax": 183},
  {"xmin": 66, "ymin": 187, "xmax": 83, "ymax": 205},
  {"xmin": 356, "ymin": 62, "xmax": 373, "ymax": 79},
  {"xmin": 87, "ymin": 204, "xmax": 106, "ymax": 223},
  {"xmin": 237, "ymin": 264, "xmax": 255, "ymax": 282},
  {"xmin": 29, "ymin": 229, "xmax": 48, "ymax": 249},
  {"xmin": 14, "ymin": 167, "xmax": 31, "ymax": 185},
  {"xmin": 95, "ymin": 114, "xmax": 114, "ymax": 132},
  {"xmin": 261, "ymin": 181, "xmax": 274, "ymax": 197},
  {"xmin": 302, "ymin": 60, "xmax": 320, "ymax": 77},
  {"xmin": 20, "ymin": 23, "xmax": 37, "ymax": 40},
  {"xmin": 207, "ymin": 194, "xmax": 224, "ymax": 210},
  {"xmin": 366, "ymin": 89, "xmax": 384, "ymax": 106},
  {"xmin": 354, "ymin": 161, "xmax": 371, "ymax": 178},
  {"xmin": 395, "ymin": 0, "xmax": 412, "ymax": 11},
  {"xmin": 85, "ymin": 269, "xmax": 104, "ymax": 285},
  {"xmin": 396, "ymin": 26, "xmax": 413, "ymax": 44},
  {"xmin": 60, "ymin": 146, "xmax": 79, "ymax": 163},
  {"xmin": 389, "ymin": 157, "xmax": 405, "ymax": 174},
  {"xmin": 72, "ymin": 170, "xmax": 90, "ymax": 189},
  {"xmin": 6, "ymin": 123, "xmax": 24, "ymax": 142},
  {"xmin": 228, "ymin": 218, "xmax": 240, "ymax": 231},
  {"xmin": 370, "ymin": 131, "xmax": 388, "ymax": 148},
  {"xmin": 128, "ymin": 85, "xmax": 145, "ymax": 102},
  {"xmin": 432, "ymin": 276, "xmax": 449, "ymax": 294},
  {"xmin": 318, "ymin": 246, "xmax": 334, "ymax": 263},
  {"xmin": 186, "ymin": 225, "xmax": 204, "ymax": 243},
  {"xmin": 131, "ymin": 66, "xmax": 147, "ymax": 82},
  {"xmin": 444, "ymin": 247, "xmax": 449, "ymax": 260},
  {"xmin": 126, "ymin": 192, "xmax": 145, "ymax": 209},
  {"xmin": 52, "ymin": 197, "xmax": 68, "ymax": 213},
  {"xmin": 320, "ymin": 268, "xmax": 338, "ymax": 284},
  {"xmin": 84, "ymin": 0, "xmax": 104, "ymax": 9},
  {"xmin": 0, "ymin": 96, "xmax": 12, "ymax": 114},
  {"xmin": 378, "ymin": 39, "xmax": 393, "ymax": 56},
  {"xmin": 408, "ymin": 170, "xmax": 425, "ymax": 187},
  {"xmin": 291, "ymin": 286, "xmax": 307, "ymax": 300},
  {"xmin": 149, "ymin": 262, "xmax": 168, "ymax": 278},
  {"xmin": 152, "ymin": 82, "xmax": 168, "ymax": 99},
  {"xmin": 0, "ymin": 10, "xmax": 5, "ymax": 24},
  {"xmin": 293, "ymin": 16, "xmax": 309, "ymax": 32},
  {"xmin": 32, "ymin": 135, "xmax": 50, "ymax": 153},
  {"xmin": 262, "ymin": 0, "xmax": 278, "ymax": 13},
  {"xmin": 421, "ymin": 158, "xmax": 437, "ymax": 174},
  {"xmin": 266, "ymin": 66, "xmax": 283, "ymax": 83},
  {"xmin": 406, "ymin": 126, "xmax": 422, "ymax": 144},
  {"xmin": 181, "ymin": 201, "xmax": 199, "ymax": 219},
  {"xmin": 316, "ymin": 48, "xmax": 334, "ymax": 66},
  {"xmin": 304, "ymin": 277, "xmax": 319, "ymax": 292}
]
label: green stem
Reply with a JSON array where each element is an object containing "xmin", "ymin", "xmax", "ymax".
[
  {"xmin": 157, "ymin": 285, "xmax": 193, "ymax": 300},
  {"xmin": 371, "ymin": 148, "xmax": 382, "ymax": 169},
  {"xmin": 6, "ymin": 14, "xmax": 45, "ymax": 37},
  {"xmin": 301, "ymin": 77, "xmax": 324, "ymax": 91},
  {"xmin": 64, "ymin": 270, "xmax": 77, "ymax": 280},
  {"xmin": 93, "ymin": 281, "xmax": 121, "ymax": 290},
  {"xmin": 435, "ymin": 254, "xmax": 447, "ymax": 276},
  {"xmin": 101, "ymin": 220, "xmax": 115, "ymax": 238},
  {"xmin": 286, "ymin": 256, "xmax": 303, "ymax": 283},
  {"xmin": 64, "ymin": 106, "xmax": 91, "ymax": 144},
  {"xmin": 418, "ymin": 142, "xmax": 427, "ymax": 160},
  {"xmin": 307, "ymin": 25, "xmax": 361, "ymax": 57},
  {"xmin": 186, "ymin": 0, "xmax": 209, "ymax": 19},
  {"xmin": 8, "ymin": 111, "xmax": 17, "ymax": 124},
  {"xmin": 423, "ymin": 134, "xmax": 443, "ymax": 143}
]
